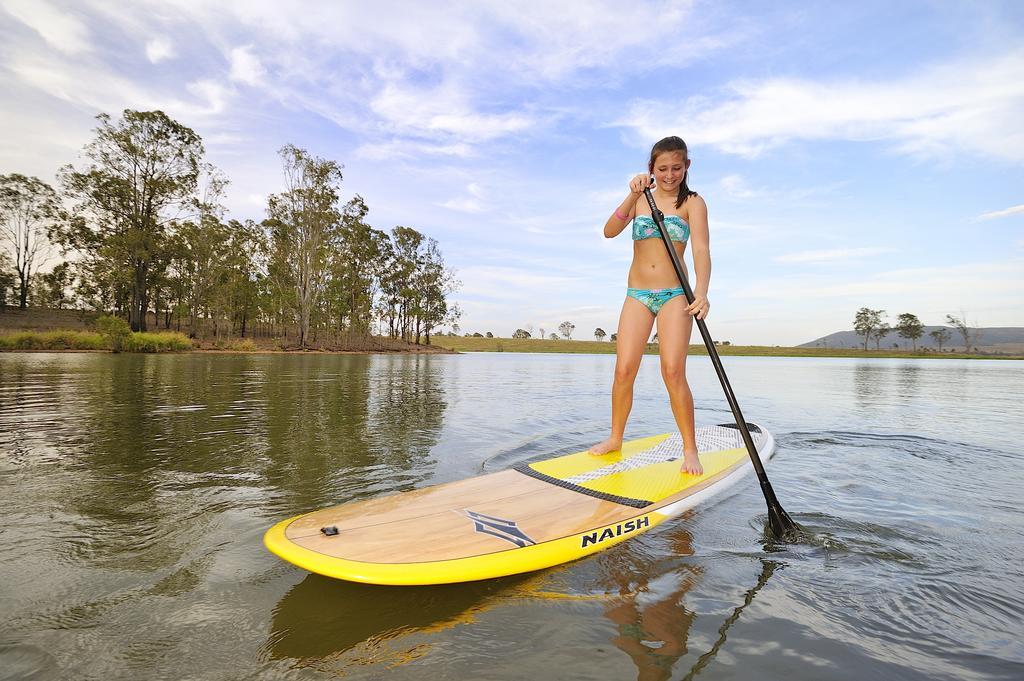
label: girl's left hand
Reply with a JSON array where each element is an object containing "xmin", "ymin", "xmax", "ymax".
[{"xmin": 687, "ymin": 295, "xmax": 710, "ymax": 319}]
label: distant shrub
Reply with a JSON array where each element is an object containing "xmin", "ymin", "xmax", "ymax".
[
  {"xmin": 123, "ymin": 331, "xmax": 192, "ymax": 353},
  {"xmin": 0, "ymin": 330, "xmax": 105, "ymax": 350},
  {"xmin": 213, "ymin": 338, "xmax": 257, "ymax": 351},
  {"xmin": 95, "ymin": 314, "xmax": 132, "ymax": 352},
  {"xmin": 0, "ymin": 331, "xmax": 41, "ymax": 350},
  {"xmin": 0, "ymin": 328, "xmax": 189, "ymax": 353}
]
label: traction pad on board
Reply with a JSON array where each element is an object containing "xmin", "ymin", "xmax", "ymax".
[{"xmin": 513, "ymin": 423, "xmax": 763, "ymax": 508}]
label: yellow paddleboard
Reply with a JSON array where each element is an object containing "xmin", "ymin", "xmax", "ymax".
[{"xmin": 264, "ymin": 423, "xmax": 775, "ymax": 585}]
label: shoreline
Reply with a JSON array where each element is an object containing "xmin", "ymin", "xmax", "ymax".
[
  {"xmin": 2, "ymin": 344, "xmax": 1017, "ymax": 360},
  {"xmin": 0, "ymin": 328, "xmax": 457, "ymax": 356},
  {"xmin": 0, "ymin": 325, "xmax": 1018, "ymax": 360},
  {"xmin": 0, "ymin": 347, "xmax": 456, "ymax": 355},
  {"xmin": 428, "ymin": 336, "xmax": 1024, "ymax": 360}
]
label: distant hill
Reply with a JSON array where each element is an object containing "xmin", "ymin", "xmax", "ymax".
[{"xmin": 799, "ymin": 326, "xmax": 1024, "ymax": 354}]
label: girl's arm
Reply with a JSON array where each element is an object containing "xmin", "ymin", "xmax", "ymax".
[
  {"xmin": 604, "ymin": 175, "xmax": 650, "ymax": 238},
  {"xmin": 603, "ymin": 193, "xmax": 638, "ymax": 238},
  {"xmin": 685, "ymin": 195, "xmax": 711, "ymax": 319}
]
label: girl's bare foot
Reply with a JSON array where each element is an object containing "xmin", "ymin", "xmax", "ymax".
[
  {"xmin": 680, "ymin": 450, "xmax": 703, "ymax": 475},
  {"xmin": 589, "ymin": 438, "xmax": 621, "ymax": 455}
]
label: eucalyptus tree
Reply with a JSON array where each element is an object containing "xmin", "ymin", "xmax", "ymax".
[
  {"xmin": 945, "ymin": 313, "xmax": 974, "ymax": 351},
  {"xmin": 0, "ymin": 252, "xmax": 15, "ymax": 309},
  {"xmin": 224, "ymin": 219, "xmax": 267, "ymax": 338},
  {"xmin": 0, "ymin": 174, "xmax": 58, "ymax": 309},
  {"xmin": 929, "ymin": 327, "xmax": 951, "ymax": 352},
  {"xmin": 411, "ymin": 236, "xmax": 460, "ymax": 345},
  {"xmin": 73, "ymin": 254, "xmax": 127, "ymax": 315},
  {"xmin": 39, "ymin": 262, "xmax": 73, "ymax": 309},
  {"xmin": 263, "ymin": 214, "xmax": 295, "ymax": 335},
  {"xmin": 171, "ymin": 218, "xmax": 232, "ymax": 337},
  {"xmin": 167, "ymin": 168, "xmax": 235, "ymax": 337},
  {"xmin": 56, "ymin": 110, "xmax": 204, "ymax": 330},
  {"xmin": 559, "ymin": 321, "xmax": 575, "ymax": 340},
  {"xmin": 265, "ymin": 145, "xmax": 343, "ymax": 348},
  {"xmin": 381, "ymin": 226, "xmax": 423, "ymax": 341},
  {"xmin": 376, "ymin": 225, "xmax": 461, "ymax": 344},
  {"xmin": 853, "ymin": 307, "xmax": 886, "ymax": 351},
  {"xmin": 327, "ymin": 195, "xmax": 389, "ymax": 335},
  {"xmin": 870, "ymin": 322, "xmax": 891, "ymax": 350},
  {"xmin": 895, "ymin": 313, "xmax": 924, "ymax": 351}
]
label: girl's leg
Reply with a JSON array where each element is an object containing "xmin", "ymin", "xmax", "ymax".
[
  {"xmin": 590, "ymin": 296, "xmax": 655, "ymax": 454},
  {"xmin": 656, "ymin": 295, "xmax": 702, "ymax": 474}
]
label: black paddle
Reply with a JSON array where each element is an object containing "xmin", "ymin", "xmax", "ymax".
[{"xmin": 642, "ymin": 185, "xmax": 799, "ymax": 538}]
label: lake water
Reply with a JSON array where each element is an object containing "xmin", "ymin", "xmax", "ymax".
[{"xmin": 1, "ymin": 352, "xmax": 1022, "ymax": 680}]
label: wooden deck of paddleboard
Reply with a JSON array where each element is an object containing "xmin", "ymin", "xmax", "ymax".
[{"xmin": 264, "ymin": 424, "xmax": 774, "ymax": 584}]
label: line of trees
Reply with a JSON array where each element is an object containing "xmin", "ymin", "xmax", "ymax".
[
  {"xmin": 0, "ymin": 109, "xmax": 460, "ymax": 347},
  {"xmin": 509, "ymin": 321, "xmax": 578, "ymax": 340},
  {"xmin": 853, "ymin": 308, "xmax": 978, "ymax": 351}
]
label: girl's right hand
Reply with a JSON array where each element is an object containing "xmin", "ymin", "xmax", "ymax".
[{"xmin": 629, "ymin": 174, "xmax": 653, "ymax": 194}]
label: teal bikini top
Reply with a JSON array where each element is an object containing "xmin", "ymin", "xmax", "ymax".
[{"xmin": 632, "ymin": 214, "xmax": 689, "ymax": 243}]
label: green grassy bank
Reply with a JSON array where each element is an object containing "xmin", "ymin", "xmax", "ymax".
[
  {"xmin": 429, "ymin": 335, "xmax": 1022, "ymax": 360},
  {"xmin": 0, "ymin": 330, "xmax": 192, "ymax": 352}
]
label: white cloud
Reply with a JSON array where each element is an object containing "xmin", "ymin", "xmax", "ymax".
[
  {"xmin": 145, "ymin": 36, "xmax": 175, "ymax": 63},
  {"xmin": 714, "ymin": 175, "xmax": 848, "ymax": 206},
  {"xmin": 774, "ymin": 247, "xmax": 897, "ymax": 264},
  {"xmin": 184, "ymin": 79, "xmax": 231, "ymax": 115},
  {"xmin": 94, "ymin": 0, "xmax": 726, "ymax": 152},
  {"xmin": 482, "ymin": 0, "xmax": 705, "ymax": 82},
  {"xmin": 229, "ymin": 46, "xmax": 265, "ymax": 86},
  {"xmin": 1, "ymin": 0, "xmax": 731, "ymax": 163},
  {"xmin": 458, "ymin": 265, "xmax": 581, "ymax": 300},
  {"xmin": 439, "ymin": 198, "xmax": 486, "ymax": 214},
  {"xmin": 719, "ymin": 174, "xmax": 765, "ymax": 200},
  {"xmin": 1, "ymin": 0, "xmax": 91, "ymax": 54},
  {"xmin": 8, "ymin": 46, "xmax": 234, "ymax": 124},
  {"xmin": 976, "ymin": 204, "xmax": 1024, "ymax": 221},
  {"xmin": 617, "ymin": 51, "xmax": 1024, "ymax": 162},
  {"xmin": 439, "ymin": 183, "xmax": 488, "ymax": 213},
  {"xmin": 353, "ymin": 139, "xmax": 475, "ymax": 160},
  {"xmin": 369, "ymin": 82, "xmax": 534, "ymax": 143},
  {"xmin": 9, "ymin": 53, "xmax": 155, "ymax": 111}
]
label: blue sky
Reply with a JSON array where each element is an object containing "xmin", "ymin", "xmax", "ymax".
[{"xmin": 1, "ymin": 0, "xmax": 1022, "ymax": 345}]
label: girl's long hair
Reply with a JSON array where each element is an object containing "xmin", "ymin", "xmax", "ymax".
[{"xmin": 648, "ymin": 136, "xmax": 696, "ymax": 209}]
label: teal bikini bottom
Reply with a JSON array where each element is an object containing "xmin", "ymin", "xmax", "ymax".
[{"xmin": 626, "ymin": 287, "xmax": 686, "ymax": 316}]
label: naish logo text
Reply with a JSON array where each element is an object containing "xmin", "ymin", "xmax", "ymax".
[{"xmin": 581, "ymin": 516, "xmax": 650, "ymax": 548}]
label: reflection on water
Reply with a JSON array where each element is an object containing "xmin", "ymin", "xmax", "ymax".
[
  {"xmin": 265, "ymin": 571, "xmax": 557, "ymax": 673},
  {"xmin": 1, "ymin": 353, "xmax": 1022, "ymax": 680},
  {"xmin": 262, "ymin": 524, "xmax": 780, "ymax": 681},
  {"xmin": 681, "ymin": 559, "xmax": 777, "ymax": 681},
  {"xmin": 0, "ymin": 353, "xmax": 450, "ymax": 681},
  {"xmin": 602, "ymin": 528, "xmax": 700, "ymax": 681}
]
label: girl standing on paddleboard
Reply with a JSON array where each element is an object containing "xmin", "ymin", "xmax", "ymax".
[{"xmin": 589, "ymin": 136, "xmax": 711, "ymax": 475}]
